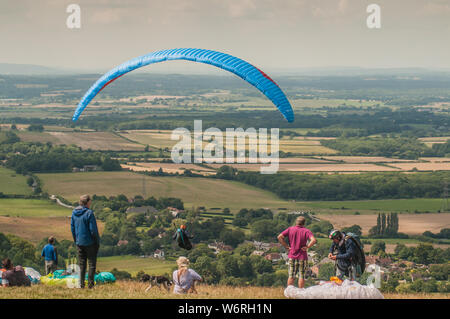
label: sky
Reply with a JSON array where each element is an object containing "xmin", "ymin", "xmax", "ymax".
[{"xmin": 1, "ymin": 0, "xmax": 450, "ymax": 73}]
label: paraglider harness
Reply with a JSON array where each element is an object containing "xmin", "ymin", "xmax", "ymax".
[
  {"xmin": 332, "ymin": 232, "xmax": 365, "ymax": 278},
  {"xmin": 173, "ymin": 224, "xmax": 193, "ymax": 250}
]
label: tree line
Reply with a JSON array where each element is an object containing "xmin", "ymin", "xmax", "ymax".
[
  {"xmin": 216, "ymin": 166, "xmax": 449, "ymax": 201},
  {"xmin": 321, "ymin": 137, "xmax": 449, "ymax": 159},
  {"xmin": 0, "ymin": 134, "xmax": 121, "ymax": 174}
]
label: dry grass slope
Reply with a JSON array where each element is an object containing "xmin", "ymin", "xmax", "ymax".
[{"xmin": 0, "ymin": 281, "xmax": 447, "ymax": 299}]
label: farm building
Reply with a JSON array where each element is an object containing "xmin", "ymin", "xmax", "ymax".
[
  {"xmin": 365, "ymin": 255, "xmax": 393, "ymax": 267},
  {"xmin": 153, "ymin": 249, "xmax": 165, "ymax": 259},
  {"xmin": 264, "ymin": 253, "xmax": 282, "ymax": 263}
]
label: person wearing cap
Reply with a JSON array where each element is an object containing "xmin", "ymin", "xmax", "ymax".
[
  {"xmin": 41, "ymin": 236, "xmax": 58, "ymax": 275},
  {"xmin": 328, "ymin": 229, "xmax": 357, "ymax": 281},
  {"xmin": 277, "ymin": 216, "xmax": 317, "ymax": 288},
  {"xmin": 172, "ymin": 256, "xmax": 202, "ymax": 294}
]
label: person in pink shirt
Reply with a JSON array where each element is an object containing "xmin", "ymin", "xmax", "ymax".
[{"xmin": 277, "ymin": 216, "xmax": 317, "ymax": 288}]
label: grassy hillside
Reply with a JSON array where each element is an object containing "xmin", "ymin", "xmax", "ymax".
[
  {"xmin": 0, "ymin": 167, "xmax": 32, "ymax": 195},
  {"xmin": 0, "ymin": 281, "xmax": 447, "ymax": 299},
  {"xmin": 310, "ymin": 198, "xmax": 445, "ymax": 213},
  {"xmin": 0, "ymin": 199, "xmax": 102, "ymax": 243},
  {"xmin": 37, "ymin": 171, "xmax": 297, "ymax": 211},
  {"xmin": 0, "ymin": 198, "xmax": 71, "ymax": 217},
  {"xmin": 37, "ymin": 171, "xmax": 449, "ymax": 214}
]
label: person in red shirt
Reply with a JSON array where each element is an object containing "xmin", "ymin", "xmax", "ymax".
[{"xmin": 277, "ymin": 216, "xmax": 317, "ymax": 288}]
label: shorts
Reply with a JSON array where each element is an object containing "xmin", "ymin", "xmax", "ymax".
[
  {"xmin": 45, "ymin": 260, "xmax": 57, "ymax": 275},
  {"xmin": 288, "ymin": 259, "xmax": 307, "ymax": 279}
]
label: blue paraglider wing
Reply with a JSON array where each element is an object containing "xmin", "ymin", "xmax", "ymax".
[{"xmin": 72, "ymin": 48, "xmax": 294, "ymax": 122}]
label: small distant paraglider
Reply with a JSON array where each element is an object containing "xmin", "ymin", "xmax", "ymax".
[{"xmin": 71, "ymin": 48, "xmax": 294, "ymax": 123}]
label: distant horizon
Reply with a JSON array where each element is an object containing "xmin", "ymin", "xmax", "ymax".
[
  {"xmin": 1, "ymin": 1, "xmax": 449, "ymax": 71},
  {"xmin": 2, "ymin": 62, "xmax": 450, "ymax": 77}
]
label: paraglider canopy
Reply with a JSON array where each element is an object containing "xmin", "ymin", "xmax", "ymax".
[{"xmin": 71, "ymin": 48, "xmax": 294, "ymax": 123}]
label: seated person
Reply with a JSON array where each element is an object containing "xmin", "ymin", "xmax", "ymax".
[
  {"xmin": 172, "ymin": 257, "xmax": 202, "ymax": 294},
  {"xmin": 1, "ymin": 258, "xmax": 31, "ymax": 287}
]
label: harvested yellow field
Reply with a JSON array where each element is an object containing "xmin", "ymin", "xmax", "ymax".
[
  {"xmin": 0, "ymin": 281, "xmax": 447, "ymax": 299},
  {"xmin": 389, "ymin": 162, "xmax": 450, "ymax": 171},
  {"xmin": 419, "ymin": 157, "xmax": 450, "ymax": 163},
  {"xmin": 120, "ymin": 95, "xmax": 186, "ymax": 102},
  {"xmin": 120, "ymin": 130, "xmax": 177, "ymax": 149},
  {"xmin": 208, "ymin": 163, "xmax": 399, "ymax": 172},
  {"xmin": 122, "ymin": 162, "xmax": 216, "ymax": 175},
  {"xmin": 319, "ymin": 213, "xmax": 450, "ymax": 235},
  {"xmin": 419, "ymin": 136, "xmax": 450, "ymax": 142},
  {"xmin": 17, "ymin": 132, "xmax": 60, "ymax": 144},
  {"xmin": 279, "ymin": 157, "xmax": 333, "ymax": 163},
  {"xmin": 321, "ymin": 156, "xmax": 414, "ymax": 163},
  {"xmin": 279, "ymin": 144, "xmax": 338, "ymax": 154},
  {"xmin": 281, "ymin": 138, "xmax": 321, "ymax": 145},
  {"xmin": 47, "ymin": 132, "xmax": 144, "ymax": 151},
  {"xmin": 121, "ymin": 130, "xmax": 337, "ymax": 155},
  {"xmin": 0, "ymin": 124, "xmax": 29, "ymax": 130}
]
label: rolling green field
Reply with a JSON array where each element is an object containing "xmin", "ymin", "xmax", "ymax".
[
  {"xmin": 97, "ymin": 255, "xmax": 174, "ymax": 276},
  {"xmin": 37, "ymin": 171, "xmax": 448, "ymax": 214},
  {"xmin": 0, "ymin": 198, "xmax": 71, "ymax": 217},
  {"xmin": 37, "ymin": 171, "xmax": 299, "ymax": 211},
  {"xmin": 309, "ymin": 198, "xmax": 445, "ymax": 213},
  {"xmin": 0, "ymin": 167, "xmax": 33, "ymax": 195}
]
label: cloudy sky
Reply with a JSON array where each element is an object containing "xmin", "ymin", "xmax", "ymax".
[{"xmin": 1, "ymin": 0, "xmax": 449, "ymax": 73}]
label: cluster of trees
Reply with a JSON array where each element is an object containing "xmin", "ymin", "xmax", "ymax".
[
  {"xmin": 0, "ymin": 232, "xmax": 43, "ymax": 273},
  {"xmin": 394, "ymin": 243, "xmax": 450, "ymax": 265},
  {"xmin": 379, "ymin": 243, "xmax": 450, "ymax": 293},
  {"xmin": 1, "ymin": 139, "xmax": 121, "ymax": 174},
  {"xmin": 216, "ymin": 166, "xmax": 449, "ymax": 201},
  {"xmin": 27, "ymin": 124, "xmax": 44, "ymax": 132},
  {"xmin": 97, "ymin": 209, "xmax": 172, "ymax": 257},
  {"xmin": 422, "ymin": 228, "xmax": 450, "ymax": 240},
  {"xmin": 431, "ymin": 140, "xmax": 450, "ymax": 157},
  {"xmin": 0, "ymin": 131, "xmax": 20, "ymax": 145},
  {"xmin": 189, "ymin": 217, "xmax": 244, "ymax": 247},
  {"xmin": 229, "ymin": 209, "xmax": 333, "ymax": 241},
  {"xmin": 92, "ymin": 195, "xmax": 186, "ymax": 257},
  {"xmin": 92, "ymin": 194, "xmax": 184, "ymax": 215},
  {"xmin": 184, "ymin": 243, "xmax": 287, "ymax": 287},
  {"xmin": 321, "ymin": 137, "xmax": 435, "ymax": 159},
  {"xmin": 369, "ymin": 213, "xmax": 401, "ymax": 238},
  {"xmin": 232, "ymin": 209, "xmax": 273, "ymax": 227}
]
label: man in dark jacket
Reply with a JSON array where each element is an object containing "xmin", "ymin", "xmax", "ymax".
[
  {"xmin": 328, "ymin": 229, "xmax": 357, "ymax": 281},
  {"xmin": 173, "ymin": 225, "xmax": 193, "ymax": 250},
  {"xmin": 71, "ymin": 194, "xmax": 100, "ymax": 289},
  {"xmin": 41, "ymin": 236, "xmax": 58, "ymax": 275}
]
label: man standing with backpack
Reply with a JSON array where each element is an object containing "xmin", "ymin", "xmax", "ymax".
[{"xmin": 328, "ymin": 229, "xmax": 365, "ymax": 281}]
